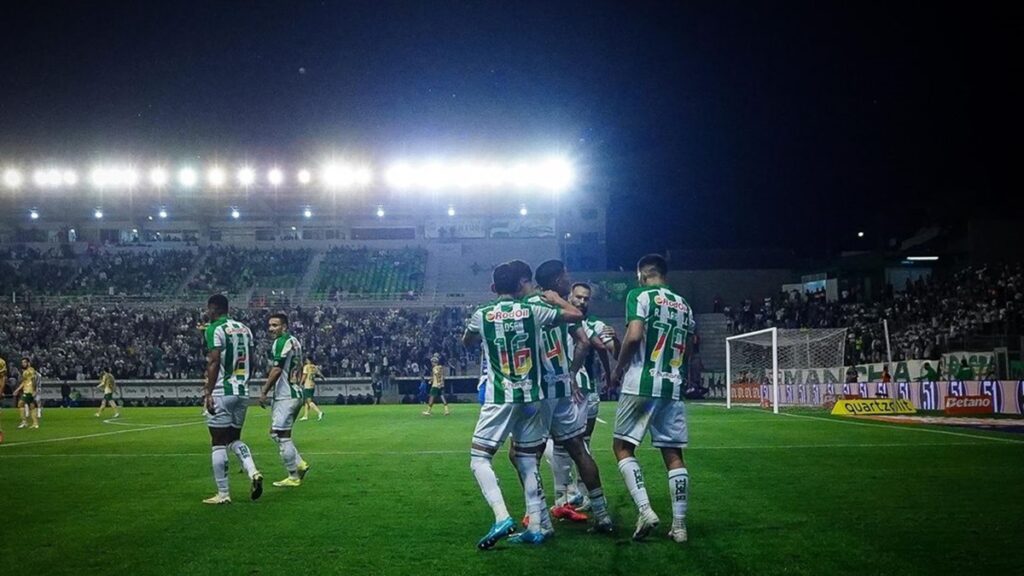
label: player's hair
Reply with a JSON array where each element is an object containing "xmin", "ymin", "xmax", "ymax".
[
  {"xmin": 21, "ymin": 356, "xmax": 31, "ymax": 364},
  {"xmin": 207, "ymin": 293, "xmax": 229, "ymax": 314},
  {"xmin": 637, "ymin": 254, "xmax": 668, "ymax": 278},
  {"xmin": 270, "ymin": 312, "xmax": 289, "ymax": 326},
  {"xmin": 492, "ymin": 262, "xmax": 519, "ymax": 295},
  {"xmin": 571, "ymin": 282, "xmax": 592, "ymax": 293},
  {"xmin": 507, "ymin": 259, "xmax": 533, "ymax": 283},
  {"xmin": 535, "ymin": 259, "xmax": 566, "ymax": 290}
]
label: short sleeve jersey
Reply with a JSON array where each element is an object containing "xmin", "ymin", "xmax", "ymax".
[
  {"xmin": 100, "ymin": 373, "xmax": 116, "ymax": 394},
  {"xmin": 21, "ymin": 367, "xmax": 38, "ymax": 395},
  {"xmin": 431, "ymin": 364, "xmax": 445, "ymax": 389},
  {"xmin": 524, "ymin": 293, "xmax": 579, "ymax": 399},
  {"xmin": 0, "ymin": 358, "xmax": 6, "ymax": 380},
  {"xmin": 467, "ymin": 298, "xmax": 558, "ymax": 404},
  {"xmin": 622, "ymin": 285, "xmax": 695, "ymax": 400},
  {"xmin": 270, "ymin": 333, "xmax": 302, "ymax": 400},
  {"xmin": 302, "ymin": 363, "xmax": 318, "ymax": 388},
  {"xmin": 579, "ymin": 317, "xmax": 609, "ymax": 392},
  {"xmin": 204, "ymin": 316, "xmax": 253, "ymax": 397}
]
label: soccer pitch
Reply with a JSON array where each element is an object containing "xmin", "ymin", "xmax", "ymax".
[{"xmin": 1, "ymin": 404, "xmax": 1021, "ymax": 576}]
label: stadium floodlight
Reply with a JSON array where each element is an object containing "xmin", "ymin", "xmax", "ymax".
[
  {"xmin": 62, "ymin": 170, "xmax": 78, "ymax": 186},
  {"xmin": 158, "ymin": 208, "xmax": 168, "ymax": 219},
  {"xmin": 94, "ymin": 208, "xmax": 103, "ymax": 219},
  {"xmin": 33, "ymin": 168, "xmax": 59, "ymax": 188},
  {"xmin": 267, "ymin": 167, "xmax": 284, "ymax": 186},
  {"xmin": 537, "ymin": 156, "xmax": 575, "ymax": 192},
  {"xmin": 519, "ymin": 205, "xmax": 528, "ymax": 216},
  {"xmin": 385, "ymin": 162, "xmax": 414, "ymax": 190},
  {"xmin": 89, "ymin": 167, "xmax": 108, "ymax": 188},
  {"xmin": 297, "ymin": 168, "xmax": 311, "ymax": 185},
  {"xmin": 149, "ymin": 167, "xmax": 169, "ymax": 188},
  {"xmin": 354, "ymin": 166, "xmax": 372, "ymax": 186},
  {"xmin": 237, "ymin": 166, "xmax": 255, "ymax": 187},
  {"xmin": 376, "ymin": 205, "xmax": 385, "ymax": 218},
  {"xmin": 29, "ymin": 209, "xmax": 39, "ymax": 220},
  {"xmin": 419, "ymin": 162, "xmax": 448, "ymax": 190},
  {"xmin": 230, "ymin": 208, "xmax": 240, "ymax": 219},
  {"xmin": 303, "ymin": 208, "xmax": 313, "ymax": 219},
  {"xmin": 507, "ymin": 163, "xmax": 533, "ymax": 188},
  {"xmin": 178, "ymin": 167, "xmax": 198, "ymax": 188},
  {"xmin": 207, "ymin": 166, "xmax": 226, "ymax": 188},
  {"xmin": 857, "ymin": 231, "xmax": 865, "ymax": 238},
  {"xmin": 124, "ymin": 168, "xmax": 139, "ymax": 188},
  {"xmin": 906, "ymin": 256, "xmax": 939, "ymax": 261},
  {"xmin": 321, "ymin": 163, "xmax": 353, "ymax": 189},
  {"xmin": 447, "ymin": 205, "xmax": 456, "ymax": 217}
]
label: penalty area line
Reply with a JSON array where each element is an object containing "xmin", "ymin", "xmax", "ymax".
[{"xmin": 0, "ymin": 420, "xmax": 205, "ymax": 449}]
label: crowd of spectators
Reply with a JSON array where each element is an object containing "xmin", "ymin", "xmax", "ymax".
[
  {"xmin": 68, "ymin": 249, "xmax": 195, "ymax": 296},
  {"xmin": 0, "ymin": 304, "xmax": 475, "ymax": 384},
  {"xmin": 314, "ymin": 247, "xmax": 426, "ymax": 300},
  {"xmin": 187, "ymin": 246, "xmax": 313, "ymax": 294},
  {"xmin": 723, "ymin": 264, "xmax": 1024, "ymax": 365}
]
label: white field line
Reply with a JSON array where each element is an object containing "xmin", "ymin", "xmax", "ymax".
[
  {"xmin": 0, "ymin": 441, "xmax": 1008, "ymax": 459},
  {"xmin": 595, "ymin": 417, "xmax": 608, "ymax": 425},
  {"xmin": 0, "ymin": 420, "xmax": 204, "ymax": 448}
]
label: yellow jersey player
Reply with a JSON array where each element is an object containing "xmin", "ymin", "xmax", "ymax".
[
  {"xmin": 422, "ymin": 354, "xmax": 450, "ymax": 416},
  {"xmin": 95, "ymin": 369, "xmax": 121, "ymax": 418},
  {"xmin": 299, "ymin": 359, "xmax": 324, "ymax": 422},
  {"xmin": 14, "ymin": 357, "xmax": 40, "ymax": 429}
]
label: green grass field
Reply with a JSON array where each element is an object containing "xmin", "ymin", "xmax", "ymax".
[{"xmin": 1, "ymin": 403, "xmax": 1022, "ymax": 576}]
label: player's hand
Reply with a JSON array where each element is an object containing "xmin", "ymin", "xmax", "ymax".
[
  {"xmin": 258, "ymin": 394, "xmax": 268, "ymax": 409},
  {"xmin": 540, "ymin": 290, "xmax": 565, "ymax": 306},
  {"xmin": 601, "ymin": 326, "xmax": 617, "ymax": 341},
  {"xmin": 204, "ymin": 394, "xmax": 215, "ymax": 415},
  {"xmin": 569, "ymin": 377, "xmax": 585, "ymax": 404}
]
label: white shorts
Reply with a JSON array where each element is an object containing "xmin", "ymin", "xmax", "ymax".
[
  {"xmin": 548, "ymin": 397, "xmax": 587, "ymax": 442},
  {"xmin": 586, "ymin": 392, "xmax": 601, "ymax": 421},
  {"xmin": 613, "ymin": 393, "xmax": 688, "ymax": 449},
  {"xmin": 271, "ymin": 398, "xmax": 303, "ymax": 431},
  {"xmin": 472, "ymin": 401, "xmax": 550, "ymax": 450},
  {"xmin": 207, "ymin": 395, "xmax": 248, "ymax": 429}
]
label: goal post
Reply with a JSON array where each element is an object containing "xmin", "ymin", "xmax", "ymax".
[{"xmin": 726, "ymin": 327, "xmax": 848, "ymax": 414}]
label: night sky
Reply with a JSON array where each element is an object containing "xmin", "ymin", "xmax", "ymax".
[{"xmin": 0, "ymin": 1, "xmax": 1019, "ymax": 266}]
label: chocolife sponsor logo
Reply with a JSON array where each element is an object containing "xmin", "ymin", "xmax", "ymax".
[{"xmin": 979, "ymin": 381, "xmax": 1004, "ymax": 412}]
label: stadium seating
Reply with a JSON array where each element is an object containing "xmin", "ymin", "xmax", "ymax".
[{"xmin": 312, "ymin": 246, "xmax": 426, "ymax": 300}]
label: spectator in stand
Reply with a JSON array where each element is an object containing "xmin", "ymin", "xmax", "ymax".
[
  {"xmin": 845, "ymin": 365, "xmax": 859, "ymax": 383},
  {"xmin": 955, "ymin": 359, "xmax": 974, "ymax": 381}
]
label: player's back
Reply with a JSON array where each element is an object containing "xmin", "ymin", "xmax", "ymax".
[
  {"xmin": 622, "ymin": 285, "xmax": 695, "ymax": 400},
  {"xmin": 271, "ymin": 334, "xmax": 302, "ymax": 399},
  {"xmin": 206, "ymin": 317, "xmax": 254, "ymax": 396},
  {"xmin": 471, "ymin": 298, "xmax": 557, "ymax": 404},
  {"xmin": 523, "ymin": 293, "xmax": 575, "ymax": 398}
]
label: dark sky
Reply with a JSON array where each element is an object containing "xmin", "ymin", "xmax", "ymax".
[{"xmin": 0, "ymin": 1, "xmax": 1020, "ymax": 265}]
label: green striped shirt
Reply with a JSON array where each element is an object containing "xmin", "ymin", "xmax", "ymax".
[
  {"xmin": 525, "ymin": 293, "xmax": 579, "ymax": 399},
  {"xmin": 622, "ymin": 286, "xmax": 695, "ymax": 400},
  {"xmin": 270, "ymin": 333, "xmax": 302, "ymax": 400},
  {"xmin": 579, "ymin": 317, "xmax": 609, "ymax": 393},
  {"xmin": 467, "ymin": 298, "xmax": 558, "ymax": 404},
  {"xmin": 205, "ymin": 316, "xmax": 253, "ymax": 397}
]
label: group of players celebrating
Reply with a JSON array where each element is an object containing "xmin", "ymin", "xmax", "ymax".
[{"xmin": 464, "ymin": 254, "xmax": 694, "ymax": 548}]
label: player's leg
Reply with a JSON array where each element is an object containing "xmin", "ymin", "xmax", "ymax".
[
  {"xmin": 442, "ymin": 390, "xmax": 450, "ymax": 415},
  {"xmin": 423, "ymin": 390, "xmax": 435, "ymax": 415},
  {"xmin": 310, "ymin": 395, "xmax": 323, "ymax": 420},
  {"xmin": 223, "ymin": 397, "xmax": 261, "ymax": 500},
  {"xmin": 204, "ymin": 396, "xmax": 234, "ymax": 504},
  {"xmin": 651, "ymin": 399, "xmax": 689, "ymax": 543},
  {"xmin": 271, "ymin": 399, "xmax": 307, "ymax": 486},
  {"xmin": 17, "ymin": 399, "xmax": 27, "ymax": 428},
  {"xmin": 301, "ymin": 393, "xmax": 311, "ymax": 420},
  {"xmin": 613, "ymin": 393, "xmax": 659, "ymax": 540},
  {"xmin": 547, "ymin": 398, "xmax": 582, "ymax": 511},
  {"xmin": 95, "ymin": 398, "xmax": 103, "ymax": 417},
  {"xmin": 507, "ymin": 401, "xmax": 552, "ymax": 544},
  {"xmin": 471, "ymin": 403, "xmax": 516, "ymax": 550},
  {"xmin": 30, "ymin": 401, "xmax": 39, "ymax": 428}
]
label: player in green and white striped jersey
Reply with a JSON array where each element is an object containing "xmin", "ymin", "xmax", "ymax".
[
  {"xmin": 463, "ymin": 260, "xmax": 583, "ymax": 549},
  {"xmin": 611, "ymin": 254, "xmax": 695, "ymax": 544},
  {"xmin": 523, "ymin": 260, "xmax": 613, "ymax": 534},
  {"xmin": 201, "ymin": 294, "xmax": 263, "ymax": 505},
  {"xmin": 259, "ymin": 313, "xmax": 311, "ymax": 488}
]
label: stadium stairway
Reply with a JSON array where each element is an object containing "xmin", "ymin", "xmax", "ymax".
[
  {"xmin": 696, "ymin": 313, "xmax": 728, "ymax": 372},
  {"xmin": 172, "ymin": 250, "xmax": 211, "ymax": 296},
  {"xmin": 294, "ymin": 249, "xmax": 327, "ymax": 299}
]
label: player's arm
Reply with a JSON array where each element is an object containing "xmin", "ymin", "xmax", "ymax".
[
  {"xmin": 595, "ymin": 343, "xmax": 613, "ymax": 392},
  {"xmin": 611, "ymin": 319, "xmax": 645, "ymax": 387},
  {"xmin": 260, "ymin": 366, "xmax": 283, "ymax": 408},
  {"xmin": 540, "ymin": 291, "xmax": 584, "ymax": 324},
  {"xmin": 462, "ymin": 308, "xmax": 483, "ymax": 347},
  {"xmin": 204, "ymin": 348, "xmax": 221, "ymax": 413}
]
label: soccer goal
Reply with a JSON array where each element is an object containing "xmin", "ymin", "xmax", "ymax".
[{"xmin": 726, "ymin": 327, "xmax": 848, "ymax": 413}]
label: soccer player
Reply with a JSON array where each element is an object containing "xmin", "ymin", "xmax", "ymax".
[
  {"xmin": 201, "ymin": 294, "xmax": 263, "ymax": 505},
  {"xmin": 14, "ymin": 357, "xmax": 40, "ymax": 429},
  {"xmin": 523, "ymin": 260, "xmax": 614, "ymax": 533},
  {"xmin": 299, "ymin": 359, "xmax": 324, "ymax": 421},
  {"xmin": 422, "ymin": 354, "xmax": 450, "ymax": 415},
  {"xmin": 95, "ymin": 368, "xmax": 121, "ymax": 418},
  {"xmin": 463, "ymin": 260, "xmax": 583, "ymax": 549},
  {"xmin": 566, "ymin": 282, "xmax": 618, "ymax": 509},
  {"xmin": 611, "ymin": 254, "xmax": 696, "ymax": 543},
  {"xmin": 259, "ymin": 313, "xmax": 311, "ymax": 488}
]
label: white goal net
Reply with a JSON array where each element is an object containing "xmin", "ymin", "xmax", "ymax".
[{"xmin": 726, "ymin": 328, "xmax": 848, "ymax": 413}]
